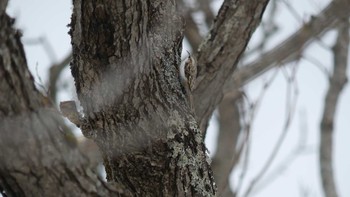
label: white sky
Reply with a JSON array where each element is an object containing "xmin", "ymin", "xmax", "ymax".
[{"xmin": 6, "ymin": 0, "xmax": 350, "ymax": 197}]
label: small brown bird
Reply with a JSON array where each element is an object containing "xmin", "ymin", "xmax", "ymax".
[
  {"xmin": 179, "ymin": 51, "xmax": 197, "ymax": 111},
  {"xmin": 184, "ymin": 50, "xmax": 197, "ymax": 91}
]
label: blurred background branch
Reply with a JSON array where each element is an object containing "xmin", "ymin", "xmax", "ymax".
[{"xmin": 320, "ymin": 21, "xmax": 349, "ymax": 197}]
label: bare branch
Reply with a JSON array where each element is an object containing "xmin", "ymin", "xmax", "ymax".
[
  {"xmin": 185, "ymin": 14, "xmax": 203, "ymax": 51},
  {"xmin": 179, "ymin": 0, "xmax": 215, "ymax": 51},
  {"xmin": 194, "ymin": 0, "xmax": 270, "ymax": 133},
  {"xmin": 320, "ymin": 21, "xmax": 349, "ymax": 197},
  {"xmin": 197, "ymin": 0, "xmax": 215, "ymax": 28},
  {"xmin": 47, "ymin": 53, "xmax": 72, "ymax": 102},
  {"xmin": 23, "ymin": 36, "xmax": 58, "ymax": 63},
  {"xmin": 281, "ymin": 0, "xmax": 302, "ymax": 22},
  {"xmin": 234, "ymin": 68, "xmax": 279, "ymax": 196},
  {"xmin": 301, "ymin": 54, "xmax": 330, "ymax": 77},
  {"xmin": 21, "ymin": 36, "xmax": 73, "ymax": 102},
  {"xmin": 212, "ymin": 93, "xmax": 243, "ymax": 196},
  {"xmin": 242, "ymin": 0, "xmax": 278, "ymax": 58},
  {"xmin": 242, "ymin": 61, "xmax": 299, "ymax": 197},
  {"xmin": 178, "ymin": 0, "xmax": 203, "ymax": 51},
  {"xmin": 251, "ymin": 112, "xmax": 314, "ymax": 195},
  {"xmin": 226, "ymin": 0, "xmax": 350, "ymax": 92}
]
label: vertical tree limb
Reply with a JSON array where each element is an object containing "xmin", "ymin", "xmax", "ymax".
[
  {"xmin": 320, "ymin": 21, "xmax": 349, "ymax": 197},
  {"xmin": 212, "ymin": 93, "xmax": 243, "ymax": 197}
]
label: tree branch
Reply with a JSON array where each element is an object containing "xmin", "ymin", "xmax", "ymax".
[
  {"xmin": 320, "ymin": 21, "xmax": 349, "ymax": 197},
  {"xmin": 178, "ymin": 0, "xmax": 203, "ymax": 51},
  {"xmin": 198, "ymin": 0, "xmax": 215, "ymax": 28},
  {"xmin": 194, "ymin": 0, "xmax": 270, "ymax": 133},
  {"xmin": 48, "ymin": 53, "xmax": 72, "ymax": 102},
  {"xmin": 212, "ymin": 93, "xmax": 243, "ymax": 197},
  {"xmin": 226, "ymin": 0, "xmax": 350, "ymax": 92}
]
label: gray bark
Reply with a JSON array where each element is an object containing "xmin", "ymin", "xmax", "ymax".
[
  {"xmin": 70, "ymin": 1, "xmax": 215, "ymax": 196},
  {"xmin": 193, "ymin": 0, "xmax": 269, "ymax": 133},
  {"xmin": 320, "ymin": 21, "xmax": 349, "ymax": 197},
  {"xmin": 0, "ymin": 11, "xmax": 128, "ymax": 197}
]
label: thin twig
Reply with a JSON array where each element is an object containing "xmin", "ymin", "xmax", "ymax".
[
  {"xmin": 23, "ymin": 36, "xmax": 58, "ymax": 63},
  {"xmin": 251, "ymin": 111, "xmax": 314, "ymax": 195},
  {"xmin": 234, "ymin": 69, "xmax": 280, "ymax": 196},
  {"xmin": 242, "ymin": 60, "xmax": 299, "ymax": 197},
  {"xmin": 282, "ymin": 0, "xmax": 302, "ymax": 23},
  {"xmin": 301, "ymin": 54, "xmax": 330, "ymax": 77}
]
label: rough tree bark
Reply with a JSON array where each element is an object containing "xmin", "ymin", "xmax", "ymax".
[
  {"xmin": 0, "ymin": 4, "xmax": 129, "ymax": 196},
  {"xmin": 69, "ymin": 1, "xmax": 215, "ymax": 196},
  {"xmin": 193, "ymin": 0, "xmax": 269, "ymax": 133}
]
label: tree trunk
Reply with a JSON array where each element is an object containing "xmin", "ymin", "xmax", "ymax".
[
  {"xmin": 0, "ymin": 9, "xmax": 126, "ymax": 197},
  {"xmin": 70, "ymin": 0, "xmax": 215, "ymax": 196}
]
